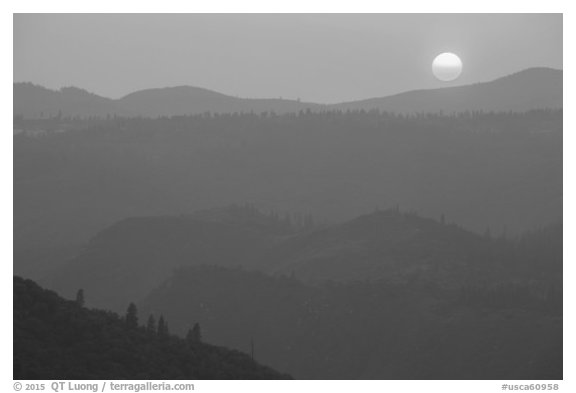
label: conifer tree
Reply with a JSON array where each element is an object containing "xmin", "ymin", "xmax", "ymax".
[
  {"xmin": 75, "ymin": 289, "xmax": 84, "ymax": 307},
  {"xmin": 146, "ymin": 315, "xmax": 156, "ymax": 334},
  {"xmin": 126, "ymin": 303, "xmax": 138, "ymax": 330},
  {"xmin": 157, "ymin": 315, "xmax": 169, "ymax": 337},
  {"xmin": 186, "ymin": 322, "xmax": 201, "ymax": 343}
]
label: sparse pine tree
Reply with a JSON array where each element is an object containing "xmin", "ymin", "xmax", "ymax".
[
  {"xmin": 192, "ymin": 322, "xmax": 201, "ymax": 343},
  {"xmin": 157, "ymin": 315, "xmax": 169, "ymax": 337},
  {"xmin": 146, "ymin": 315, "xmax": 156, "ymax": 334},
  {"xmin": 186, "ymin": 323, "xmax": 201, "ymax": 344},
  {"xmin": 126, "ymin": 303, "xmax": 138, "ymax": 330},
  {"xmin": 186, "ymin": 328, "xmax": 194, "ymax": 343},
  {"xmin": 75, "ymin": 289, "xmax": 84, "ymax": 307}
]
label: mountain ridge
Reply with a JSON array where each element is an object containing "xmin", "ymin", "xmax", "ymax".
[
  {"xmin": 333, "ymin": 67, "xmax": 562, "ymax": 114},
  {"xmin": 14, "ymin": 67, "xmax": 562, "ymax": 118},
  {"xmin": 40, "ymin": 207, "xmax": 562, "ymax": 312}
]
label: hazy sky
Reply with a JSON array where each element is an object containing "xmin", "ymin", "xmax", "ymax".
[{"xmin": 14, "ymin": 14, "xmax": 562, "ymax": 103}]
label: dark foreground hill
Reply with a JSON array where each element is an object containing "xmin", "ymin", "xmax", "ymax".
[
  {"xmin": 140, "ymin": 265, "xmax": 562, "ymax": 379},
  {"xmin": 13, "ymin": 276, "xmax": 290, "ymax": 380}
]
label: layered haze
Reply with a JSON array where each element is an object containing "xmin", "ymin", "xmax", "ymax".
[{"xmin": 13, "ymin": 13, "xmax": 563, "ymax": 381}]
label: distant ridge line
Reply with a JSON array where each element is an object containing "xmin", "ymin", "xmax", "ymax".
[{"xmin": 14, "ymin": 67, "xmax": 562, "ymax": 118}]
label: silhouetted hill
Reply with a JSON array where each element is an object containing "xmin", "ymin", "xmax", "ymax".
[
  {"xmin": 274, "ymin": 209, "xmax": 561, "ymax": 283},
  {"xmin": 13, "ymin": 83, "xmax": 321, "ymax": 119},
  {"xmin": 14, "ymin": 68, "xmax": 561, "ymax": 119},
  {"xmin": 263, "ymin": 209, "xmax": 536, "ymax": 284},
  {"xmin": 266, "ymin": 209, "xmax": 560, "ymax": 286},
  {"xmin": 41, "ymin": 207, "xmax": 561, "ymax": 314},
  {"xmin": 42, "ymin": 207, "xmax": 290, "ymax": 311},
  {"xmin": 14, "ymin": 276, "xmax": 290, "ymax": 379},
  {"xmin": 13, "ymin": 83, "xmax": 120, "ymax": 119},
  {"xmin": 117, "ymin": 86, "xmax": 238, "ymax": 117},
  {"xmin": 139, "ymin": 265, "xmax": 561, "ymax": 379},
  {"xmin": 334, "ymin": 68, "xmax": 562, "ymax": 114},
  {"xmin": 118, "ymin": 86, "xmax": 322, "ymax": 117}
]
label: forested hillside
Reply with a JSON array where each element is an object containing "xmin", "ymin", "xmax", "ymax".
[
  {"xmin": 139, "ymin": 265, "xmax": 562, "ymax": 379},
  {"xmin": 41, "ymin": 207, "xmax": 562, "ymax": 312},
  {"xmin": 33, "ymin": 206, "xmax": 562, "ymax": 379},
  {"xmin": 14, "ymin": 276, "xmax": 290, "ymax": 379}
]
